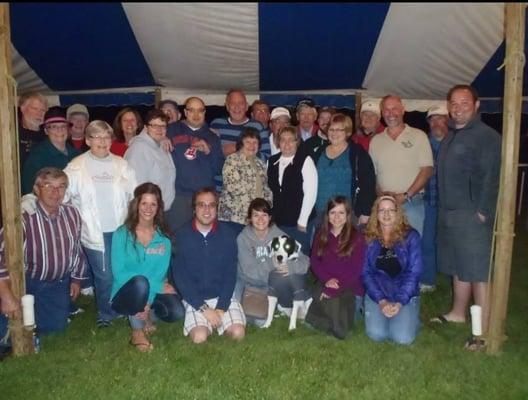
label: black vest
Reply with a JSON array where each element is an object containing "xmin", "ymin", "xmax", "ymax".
[{"xmin": 268, "ymin": 150, "xmax": 314, "ymax": 226}]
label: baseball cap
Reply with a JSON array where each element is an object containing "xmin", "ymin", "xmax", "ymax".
[
  {"xmin": 270, "ymin": 107, "xmax": 291, "ymax": 120},
  {"xmin": 296, "ymin": 98, "xmax": 316, "ymax": 111},
  {"xmin": 66, "ymin": 103, "xmax": 89, "ymax": 120},
  {"xmin": 426, "ymin": 105, "xmax": 449, "ymax": 119},
  {"xmin": 360, "ymin": 100, "xmax": 381, "ymax": 117}
]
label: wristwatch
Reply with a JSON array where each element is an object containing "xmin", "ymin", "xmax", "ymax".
[{"xmin": 404, "ymin": 192, "xmax": 410, "ymax": 202}]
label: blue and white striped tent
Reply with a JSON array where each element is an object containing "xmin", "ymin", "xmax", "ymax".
[{"xmin": 9, "ymin": 3, "xmax": 525, "ymax": 112}]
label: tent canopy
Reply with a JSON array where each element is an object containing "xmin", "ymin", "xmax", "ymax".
[{"xmin": 9, "ymin": 3, "xmax": 525, "ymax": 111}]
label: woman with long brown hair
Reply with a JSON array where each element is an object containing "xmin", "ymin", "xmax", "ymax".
[
  {"xmin": 361, "ymin": 195, "xmax": 422, "ymax": 345},
  {"xmin": 306, "ymin": 196, "xmax": 367, "ymax": 339},
  {"xmin": 110, "ymin": 107, "xmax": 144, "ymax": 156},
  {"xmin": 110, "ymin": 182, "xmax": 184, "ymax": 352}
]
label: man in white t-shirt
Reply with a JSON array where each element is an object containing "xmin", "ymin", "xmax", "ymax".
[{"xmin": 369, "ymin": 95, "xmax": 433, "ymax": 235}]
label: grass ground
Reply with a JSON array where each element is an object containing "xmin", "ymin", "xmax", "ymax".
[{"xmin": 1, "ymin": 229, "xmax": 527, "ymax": 400}]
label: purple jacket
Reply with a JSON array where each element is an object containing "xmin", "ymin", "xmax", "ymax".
[{"xmin": 361, "ymin": 229, "xmax": 422, "ymax": 305}]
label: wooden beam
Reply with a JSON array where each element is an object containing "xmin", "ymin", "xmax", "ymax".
[
  {"xmin": 354, "ymin": 92, "xmax": 362, "ymax": 131},
  {"xmin": 154, "ymin": 87, "xmax": 162, "ymax": 108},
  {"xmin": 0, "ymin": 3, "xmax": 34, "ymax": 355},
  {"xmin": 486, "ymin": 3, "xmax": 526, "ymax": 355}
]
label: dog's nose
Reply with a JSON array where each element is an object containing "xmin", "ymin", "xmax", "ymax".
[{"xmin": 277, "ymin": 255, "xmax": 283, "ymax": 262}]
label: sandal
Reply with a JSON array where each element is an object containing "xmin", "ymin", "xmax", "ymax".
[
  {"xmin": 129, "ymin": 339, "xmax": 154, "ymax": 353},
  {"xmin": 430, "ymin": 314, "xmax": 465, "ymax": 324},
  {"xmin": 464, "ymin": 337, "xmax": 486, "ymax": 352},
  {"xmin": 143, "ymin": 321, "xmax": 157, "ymax": 335}
]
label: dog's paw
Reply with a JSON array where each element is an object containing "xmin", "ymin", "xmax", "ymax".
[
  {"xmin": 261, "ymin": 321, "xmax": 272, "ymax": 329},
  {"xmin": 288, "ymin": 321, "xmax": 297, "ymax": 331}
]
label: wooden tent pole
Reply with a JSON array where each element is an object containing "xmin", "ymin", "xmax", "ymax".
[
  {"xmin": 154, "ymin": 87, "xmax": 162, "ymax": 108},
  {"xmin": 0, "ymin": 3, "xmax": 34, "ymax": 356},
  {"xmin": 354, "ymin": 92, "xmax": 362, "ymax": 131},
  {"xmin": 486, "ymin": 3, "xmax": 526, "ymax": 355}
]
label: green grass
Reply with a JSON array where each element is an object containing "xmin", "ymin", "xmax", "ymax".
[{"xmin": 2, "ymin": 228, "xmax": 528, "ymax": 400}]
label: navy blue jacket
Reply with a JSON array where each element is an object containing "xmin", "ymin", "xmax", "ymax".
[
  {"xmin": 167, "ymin": 121, "xmax": 224, "ymax": 196},
  {"xmin": 361, "ymin": 229, "xmax": 422, "ymax": 305},
  {"xmin": 171, "ymin": 220, "xmax": 237, "ymax": 311}
]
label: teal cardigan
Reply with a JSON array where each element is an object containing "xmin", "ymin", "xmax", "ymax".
[{"xmin": 111, "ymin": 225, "xmax": 171, "ymax": 304}]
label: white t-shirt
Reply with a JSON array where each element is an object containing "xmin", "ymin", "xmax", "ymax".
[{"xmin": 87, "ymin": 153, "xmax": 117, "ymax": 232}]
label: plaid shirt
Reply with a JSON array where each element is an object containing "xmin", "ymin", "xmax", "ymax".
[
  {"xmin": 423, "ymin": 136, "xmax": 443, "ymax": 207},
  {"xmin": 0, "ymin": 202, "xmax": 86, "ymax": 283}
]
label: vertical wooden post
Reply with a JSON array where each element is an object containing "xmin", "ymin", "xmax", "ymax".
[
  {"xmin": 354, "ymin": 92, "xmax": 362, "ymax": 131},
  {"xmin": 154, "ymin": 87, "xmax": 162, "ymax": 108},
  {"xmin": 486, "ymin": 3, "xmax": 525, "ymax": 355},
  {"xmin": 0, "ymin": 3, "xmax": 34, "ymax": 356}
]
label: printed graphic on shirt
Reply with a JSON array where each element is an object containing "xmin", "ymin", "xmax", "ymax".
[
  {"xmin": 92, "ymin": 172, "xmax": 114, "ymax": 183},
  {"xmin": 146, "ymin": 243, "xmax": 166, "ymax": 256},
  {"xmin": 184, "ymin": 147, "xmax": 197, "ymax": 160},
  {"xmin": 253, "ymin": 244, "xmax": 271, "ymax": 263}
]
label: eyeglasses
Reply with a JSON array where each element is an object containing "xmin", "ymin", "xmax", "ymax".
[
  {"xmin": 378, "ymin": 209, "xmax": 397, "ymax": 215},
  {"xmin": 89, "ymin": 135, "xmax": 112, "ymax": 141},
  {"xmin": 196, "ymin": 202, "xmax": 217, "ymax": 209},
  {"xmin": 148, "ymin": 123, "xmax": 167, "ymax": 130},
  {"xmin": 328, "ymin": 127, "xmax": 347, "ymax": 133},
  {"xmin": 39, "ymin": 183, "xmax": 67, "ymax": 192},
  {"xmin": 185, "ymin": 108, "xmax": 205, "ymax": 114}
]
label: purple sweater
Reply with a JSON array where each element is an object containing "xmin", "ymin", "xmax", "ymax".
[{"xmin": 310, "ymin": 231, "xmax": 366, "ymax": 298}]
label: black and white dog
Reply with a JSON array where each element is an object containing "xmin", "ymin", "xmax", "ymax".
[{"xmin": 262, "ymin": 235, "xmax": 312, "ymax": 331}]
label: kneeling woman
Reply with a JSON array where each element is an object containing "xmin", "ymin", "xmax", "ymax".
[
  {"xmin": 361, "ymin": 195, "xmax": 422, "ymax": 345},
  {"xmin": 235, "ymin": 198, "xmax": 310, "ymax": 326},
  {"xmin": 111, "ymin": 183, "xmax": 184, "ymax": 352},
  {"xmin": 307, "ymin": 196, "xmax": 367, "ymax": 339}
]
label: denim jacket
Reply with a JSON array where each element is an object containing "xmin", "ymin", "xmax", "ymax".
[{"xmin": 361, "ymin": 229, "xmax": 422, "ymax": 305}]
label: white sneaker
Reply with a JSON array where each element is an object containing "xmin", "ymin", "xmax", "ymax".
[
  {"xmin": 420, "ymin": 284, "xmax": 436, "ymax": 293},
  {"xmin": 81, "ymin": 287, "xmax": 94, "ymax": 296}
]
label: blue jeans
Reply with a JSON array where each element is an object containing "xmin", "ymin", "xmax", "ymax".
[
  {"xmin": 27, "ymin": 276, "xmax": 70, "ymax": 334},
  {"xmin": 364, "ymin": 295, "xmax": 420, "ymax": 345},
  {"xmin": 402, "ymin": 194, "xmax": 425, "ymax": 236},
  {"xmin": 421, "ymin": 204, "xmax": 438, "ymax": 286},
  {"xmin": 111, "ymin": 275, "xmax": 184, "ymax": 330},
  {"xmin": 83, "ymin": 232, "xmax": 117, "ymax": 322}
]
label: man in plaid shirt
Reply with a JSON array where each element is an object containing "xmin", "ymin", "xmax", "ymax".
[
  {"xmin": 420, "ymin": 105, "xmax": 449, "ymax": 293},
  {"xmin": 0, "ymin": 167, "xmax": 86, "ymax": 339}
]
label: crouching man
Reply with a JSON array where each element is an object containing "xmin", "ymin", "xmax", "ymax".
[
  {"xmin": 0, "ymin": 167, "xmax": 86, "ymax": 338},
  {"xmin": 172, "ymin": 187, "xmax": 245, "ymax": 343}
]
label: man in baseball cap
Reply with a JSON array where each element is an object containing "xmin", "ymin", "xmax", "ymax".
[
  {"xmin": 352, "ymin": 99, "xmax": 385, "ymax": 152},
  {"xmin": 296, "ymin": 98, "xmax": 318, "ymax": 141},
  {"xmin": 269, "ymin": 107, "xmax": 291, "ymax": 155},
  {"xmin": 420, "ymin": 103, "xmax": 449, "ymax": 294},
  {"xmin": 66, "ymin": 104, "xmax": 90, "ymax": 152}
]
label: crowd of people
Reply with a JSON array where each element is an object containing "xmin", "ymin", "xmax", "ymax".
[{"xmin": 0, "ymin": 84, "xmax": 500, "ymax": 354}]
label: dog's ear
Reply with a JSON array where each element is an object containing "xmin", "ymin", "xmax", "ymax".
[
  {"xmin": 294, "ymin": 240, "xmax": 302, "ymax": 255},
  {"xmin": 269, "ymin": 237, "xmax": 280, "ymax": 254}
]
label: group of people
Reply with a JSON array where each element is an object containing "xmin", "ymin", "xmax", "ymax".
[{"xmin": 0, "ymin": 83, "xmax": 500, "ymax": 354}]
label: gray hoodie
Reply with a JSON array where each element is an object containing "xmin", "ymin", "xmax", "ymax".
[
  {"xmin": 125, "ymin": 131, "xmax": 176, "ymax": 210},
  {"xmin": 236, "ymin": 225, "xmax": 310, "ymax": 288}
]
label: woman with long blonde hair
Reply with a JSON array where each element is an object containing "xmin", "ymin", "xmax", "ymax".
[{"xmin": 361, "ymin": 195, "xmax": 422, "ymax": 345}]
